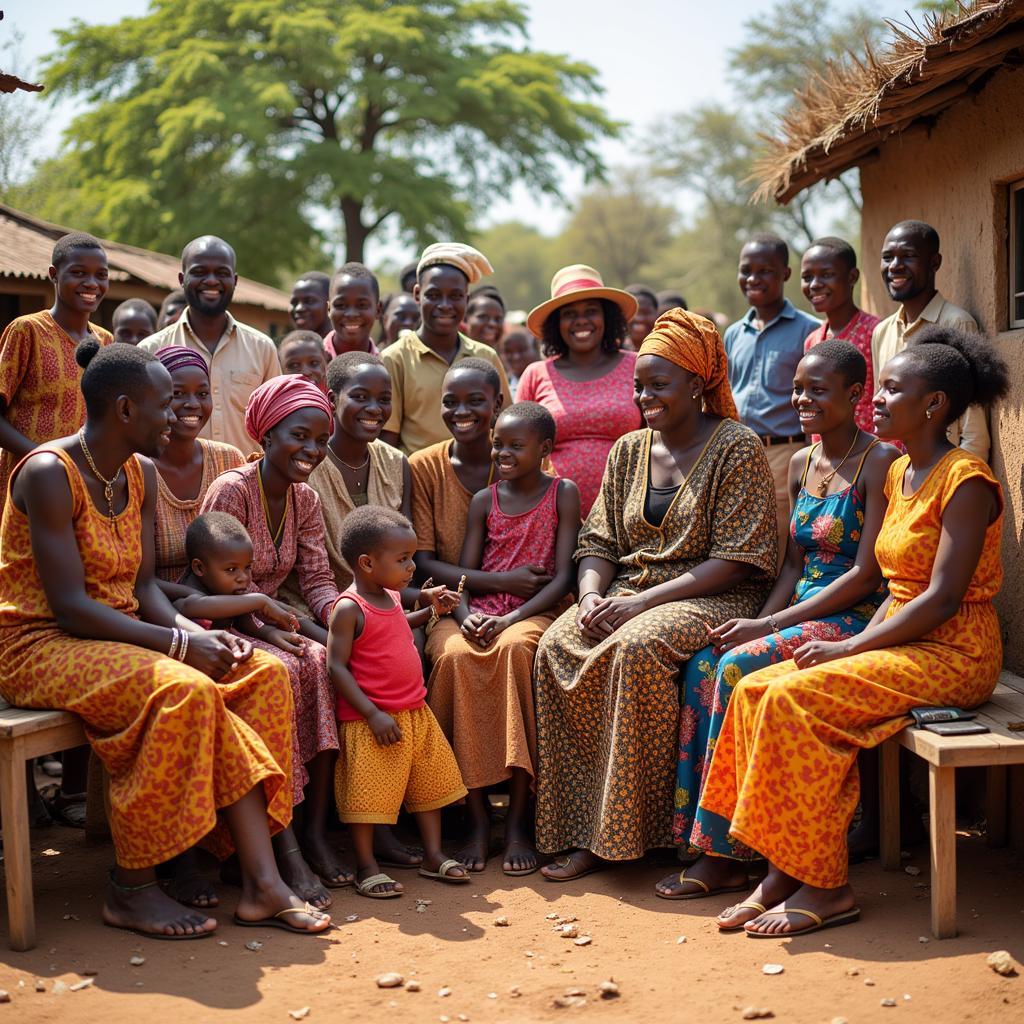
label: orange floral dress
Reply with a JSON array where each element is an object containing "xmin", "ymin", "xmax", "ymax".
[
  {"xmin": 700, "ymin": 449, "xmax": 1003, "ymax": 888},
  {"xmin": 0, "ymin": 447, "xmax": 294, "ymax": 869}
]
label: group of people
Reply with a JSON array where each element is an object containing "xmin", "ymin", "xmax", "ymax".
[{"xmin": 0, "ymin": 217, "xmax": 1009, "ymax": 942}]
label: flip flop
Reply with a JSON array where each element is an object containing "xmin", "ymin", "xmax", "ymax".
[
  {"xmin": 745, "ymin": 906, "xmax": 861, "ymax": 938},
  {"xmin": 233, "ymin": 903, "xmax": 332, "ymax": 934},
  {"xmin": 655, "ymin": 869, "xmax": 750, "ymax": 901},
  {"xmin": 542, "ymin": 854, "xmax": 607, "ymax": 883},
  {"xmin": 355, "ymin": 873, "xmax": 402, "ymax": 899},
  {"xmin": 717, "ymin": 900, "xmax": 767, "ymax": 932},
  {"xmin": 418, "ymin": 858, "xmax": 471, "ymax": 884}
]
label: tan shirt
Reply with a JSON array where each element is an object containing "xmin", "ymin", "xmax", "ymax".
[
  {"xmin": 140, "ymin": 309, "xmax": 280, "ymax": 456},
  {"xmin": 871, "ymin": 291, "xmax": 990, "ymax": 462},
  {"xmin": 381, "ymin": 330, "xmax": 511, "ymax": 455}
]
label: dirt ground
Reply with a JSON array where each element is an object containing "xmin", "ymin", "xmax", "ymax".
[{"xmin": 1, "ymin": 825, "xmax": 1022, "ymax": 1024}]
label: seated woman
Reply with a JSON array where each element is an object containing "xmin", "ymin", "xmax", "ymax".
[
  {"xmin": 200, "ymin": 375, "xmax": 349, "ymax": 904},
  {"xmin": 655, "ymin": 339, "xmax": 898, "ymax": 899},
  {"xmin": 534, "ymin": 309, "xmax": 778, "ymax": 881},
  {"xmin": 700, "ymin": 325, "xmax": 1009, "ymax": 937},
  {"xmin": 0, "ymin": 342, "xmax": 328, "ymax": 938},
  {"xmin": 428, "ymin": 402, "xmax": 580, "ymax": 876}
]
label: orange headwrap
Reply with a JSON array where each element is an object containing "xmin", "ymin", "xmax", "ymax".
[{"xmin": 637, "ymin": 309, "xmax": 738, "ymax": 421}]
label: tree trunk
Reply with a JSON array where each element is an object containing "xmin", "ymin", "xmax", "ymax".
[{"xmin": 341, "ymin": 196, "xmax": 369, "ymax": 263}]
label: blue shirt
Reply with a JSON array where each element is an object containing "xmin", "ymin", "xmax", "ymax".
[{"xmin": 723, "ymin": 299, "xmax": 820, "ymax": 437}]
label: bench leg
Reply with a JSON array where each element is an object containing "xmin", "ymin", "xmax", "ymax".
[
  {"xmin": 928, "ymin": 763, "xmax": 957, "ymax": 939},
  {"xmin": 879, "ymin": 740, "xmax": 901, "ymax": 870},
  {"xmin": 986, "ymin": 764, "xmax": 1008, "ymax": 848},
  {"xmin": 0, "ymin": 742, "xmax": 36, "ymax": 951},
  {"xmin": 1010, "ymin": 766, "xmax": 1024, "ymax": 852}
]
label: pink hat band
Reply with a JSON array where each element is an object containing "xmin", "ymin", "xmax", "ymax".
[{"xmin": 554, "ymin": 276, "xmax": 603, "ymax": 296}]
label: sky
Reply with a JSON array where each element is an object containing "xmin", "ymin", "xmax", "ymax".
[{"xmin": 5, "ymin": 0, "xmax": 913, "ymax": 263}]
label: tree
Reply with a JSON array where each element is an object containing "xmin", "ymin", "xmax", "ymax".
[
  {"xmin": 471, "ymin": 221, "xmax": 560, "ymax": 313},
  {"xmin": 0, "ymin": 31, "xmax": 46, "ymax": 199},
  {"xmin": 34, "ymin": 1, "xmax": 618, "ymax": 282}
]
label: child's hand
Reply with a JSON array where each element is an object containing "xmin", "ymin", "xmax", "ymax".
[
  {"xmin": 461, "ymin": 612, "xmax": 510, "ymax": 647},
  {"xmin": 420, "ymin": 583, "xmax": 460, "ymax": 616},
  {"xmin": 367, "ymin": 709, "xmax": 402, "ymax": 746},
  {"xmin": 259, "ymin": 597, "xmax": 301, "ymax": 632},
  {"xmin": 263, "ymin": 627, "xmax": 307, "ymax": 657}
]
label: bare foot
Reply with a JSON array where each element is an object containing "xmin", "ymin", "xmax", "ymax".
[
  {"xmin": 235, "ymin": 879, "xmax": 331, "ymax": 934},
  {"xmin": 655, "ymin": 853, "xmax": 748, "ymax": 898},
  {"xmin": 355, "ymin": 861, "xmax": 404, "ymax": 897},
  {"xmin": 300, "ymin": 829, "xmax": 354, "ymax": 888},
  {"xmin": 717, "ymin": 865, "xmax": 800, "ymax": 931},
  {"xmin": 540, "ymin": 849, "xmax": 606, "ymax": 881},
  {"xmin": 373, "ymin": 825, "xmax": 424, "ymax": 868},
  {"xmin": 455, "ymin": 824, "xmax": 490, "ymax": 873},
  {"xmin": 502, "ymin": 829, "xmax": 538, "ymax": 875},
  {"xmin": 745, "ymin": 883, "xmax": 857, "ymax": 937},
  {"xmin": 103, "ymin": 875, "xmax": 217, "ymax": 939},
  {"xmin": 163, "ymin": 849, "xmax": 219, "ymax": 909},
  {"xmin": 276, "ymin": 845, "xmax": 334, "ymax": 910}
]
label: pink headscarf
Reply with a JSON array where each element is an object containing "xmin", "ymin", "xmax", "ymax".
[
  {"xmin": 244, "ymin": 374, "xmax": 333, "ymax": 442},
  {"xmin": 155, "ymin": 346, "xmax": 209, "ymax": 377}
]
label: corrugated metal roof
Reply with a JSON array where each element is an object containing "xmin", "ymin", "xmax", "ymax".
[{"xmin": 0, "ymin": 204, "xmax": 289, "ymax": 311}]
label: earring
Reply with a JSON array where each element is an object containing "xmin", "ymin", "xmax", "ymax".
[{"xmin": 926, "ymin": 409, "xmax": 932, "ymax": 420}]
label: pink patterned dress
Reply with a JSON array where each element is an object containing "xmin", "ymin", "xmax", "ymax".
[{"xmin": 517, "ymin": 352, "xmax": 641, "ymax": 516}]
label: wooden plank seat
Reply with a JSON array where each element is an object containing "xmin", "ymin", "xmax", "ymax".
[
  {"xmin": 0, "ymin": 696, "xmax": 86, "ymax": 951},
  {"xmin": 879, "ymin": 670, "xmax": 1024, "ymax": 938}
]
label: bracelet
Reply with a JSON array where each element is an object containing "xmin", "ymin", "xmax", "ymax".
[
  {"xmin": 767, "ymin": 614, "xmax": 782, "ymax": 635},
  {"xmin": 168, "ymin": 628, "xmax": 180, "ymax": 660},
  {"xmin": 429, "ymin": 605, "xmax": 439, "ymax": 625},
  {"xmin": 178, "ymin": 630, "xmax": 190, "ymax": 663},
  {"xmin": 579, "ymin": 591, "xmax": 602, "ymax": 601}
]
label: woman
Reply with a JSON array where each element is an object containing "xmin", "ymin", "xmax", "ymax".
[
  {"xmin": 534, "ymin": 309, "xmax": 777, "ymax": 880},
  {"xmin": 0, "ymin": 342, "xmax": 328, "ymax": 938},
  {"xmin": 518, "ymin": 265, "xmax": 642, "ymax": 516},
  {"xmin": 464, "ymin": 286, "xmax": 505, "ymax": 348},
  {"xmin": 655, "ymin": 339, "xmax": 898, "ymax": 899},
  {"xmin": 200, "ymin": 375, "xmax": 349, "ymax": 901},
  {"xmin": 152, "ymin": 348, "xmax": 244, "ymax": 581},
  {"xmin": 625, "ymin": 284, "xmax": 659, "ymax": 351},
  {"xmin": 701, "ymin": 325, "xmax": 1008, "ymax": 937}
]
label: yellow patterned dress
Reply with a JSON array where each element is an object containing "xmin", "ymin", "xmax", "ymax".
[
  {"xmin": 700, "ymin": 449, "xmax": 1003, "ymax": 888},
  {"xmin": 533, "ymin": 422, "xmax": 777, "ymax": 859},
  {"xmin": 0, "ymin": 447, "xmax": 295, "ymax": 868}
]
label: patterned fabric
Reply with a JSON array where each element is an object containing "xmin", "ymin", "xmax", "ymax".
[
  {"xmin": 409, "ymin": 440, "xmax": 474, "ymax": 562},
  {"xmin": 334, "ymin": 706, "xmax": 467, "ymax": 824},
  {"xmin": 674, "ymin": 442, "xmax": 886, "ymax": 855},
  {"xmin": 154, "ymin": 438, "xmax": 244, "ymax": 580},
  {"xmin": 471, "ymin": 479, "xmax": 560, "ymax": 618},
  {"xmin": 803, "ymin": 310, "xmax": 880, "ymax": 434},
  {"xmin": 0, "ymin": 311, "xmax": 112, "ymax": 509},
  {"xmin": 700, "ymin": 449, "xmax": 1003, "ymax": 888},
  {"xmin": 517, "ymin": 352, "xmax": 642, "ymax": 516},
  {"xmin": 533, "ymin": 422, "xmax": 776, "ymax": 860},
  {"xmin": 0, "ymin": 446, "xmax": 293, "ymax": 868}
]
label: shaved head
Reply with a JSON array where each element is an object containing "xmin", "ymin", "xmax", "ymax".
[
  {"xmin": 181, "ymin": 235, "xmax": 236, "ymax": 271},
  {"xmin": 886, "ymin": 220, "xmax": 940, "ymax": 255}
]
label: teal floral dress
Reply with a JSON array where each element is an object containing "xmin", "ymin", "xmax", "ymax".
[{"xmin": 672, "ymin": 440, "xmax": 886, "ymax": 857}]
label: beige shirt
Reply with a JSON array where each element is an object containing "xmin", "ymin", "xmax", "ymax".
[
  {"xmin": 871, "ymin": 290, "xmax": 990, "ymax": 462},
  {"xmin": 140, "ymin": 309, "xmax": 280, "ymax": 456},
  {"xmin": 381, "ymin": 330, "xmax": 511, "ymax": 455}
]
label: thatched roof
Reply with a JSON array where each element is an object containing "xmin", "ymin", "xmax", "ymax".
[{"xmin": 755, "ymin": 0, "xmax": 1024, "ymax": 204}]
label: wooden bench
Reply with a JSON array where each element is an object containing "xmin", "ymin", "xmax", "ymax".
[
  {"xmin": 879, "ymin": 670, "xmax": 1024, "ymax": 938},
  {"xmin": 0, "ymin": 698, "xmax": 86, "ymax": 951}
]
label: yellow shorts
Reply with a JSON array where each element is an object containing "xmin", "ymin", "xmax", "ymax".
[{"xmin": 334, "ymin": 705, "xmax": 467, "ymax": 824}]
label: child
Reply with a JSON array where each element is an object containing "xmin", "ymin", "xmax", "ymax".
[
  {"xmin": 112, "ymin": 298, "xmax": 158, "ymax": 345},
  {"xmin": 279, "ymin": 330, "xmax": 329, "ymax": 394},
  {"xmin": 157, "ymin": 288, "xmax": 187, "ymax": 329},
  {"xmin": 0, "ymin": 232, "xmax": 112, "ymax": 508},
  {"xmin": 289, "ymin": 271, "xmax": 332, "ymax": 338},
  {"xmin": 381, "ymin": 292, "xmax": 420, "ymax": 346},
  {"xmin": 427, "ymin": 402, "xmax": 580, "ymax": 875},
  {"xmin": 324, "ymin": 263, "xmax": 381, "ymax": 359},
  {"xmin": 499, "ymin": 329, "xmax": 539, "ymax": 399},
  {"xmin": 329, "ymin": 506, "xmax": 468, "ymax": 898},
  {"xmin": 464, "ymin": 286, "xmax": 505, "ymax": 347}
]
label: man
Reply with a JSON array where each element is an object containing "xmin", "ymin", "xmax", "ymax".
[
  {"xmin": 289, "ymin": 271, "xmax": 332, "ymax": 339},
  {"xmin": 380, "ymin": 243, "xmax": 511, "ymax": 454},
  {"xmin": 723, "ymin": 233, "xmax": 820, "ymax": 560},
  {"xmin": 141, "ymin": 236, "xmax": 279, "ymax": 455},
  {"xmin": 871, "ymin": 220, "xmax": 989, "ymax": 461}
]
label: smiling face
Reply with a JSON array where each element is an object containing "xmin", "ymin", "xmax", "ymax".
[
  {"xmin": 415, "ymin": 265, "xmax": 469, "ymax": 338},
  {"xmin": 441, "ymin": 367, "xmax": 500, "ymax": 444},
  {"xmin": 290, "ymin": 279, "xmax": 330, "ymax": 335},
  {"xmin": 491, "ymin": 413, "xmax": 551, "ymax": 481},
  {"xmin": 113, "ymin": 311, "xmax": 156, "ymax": 346},
  {"xmin": 791, "ymin": 352, "xmax": 861, "ymax": 435},
  {"xmin": 465, "ymin": 296, "xmax": 504, "ymax": 347},
  {"xmin": 131, "ymin": 362, "xmax": 177, "ymax": 457},
  {"xmin": 738, "ymin": 243, "xmax": 789, "ymax": 310},
  {"xmin": 329, "ymin": 275, "xmax": 380, "ymax": 352},
  {"xmin": 633, "ymin": 354, "xmax": 700, "ymax": 433},
  {"xmin": 280, "ymin": 338, "xmax": 328, "ymax": 393},
  {"xmin": 628, "ymin": 293, "xmax": 658, "ymax": 347},
  {"xmin": 181, "ymin": 241, "xmax": 237, "ymax": 318},
  {"xmin": 501, "ymin": 332, "xmax": 539, "ymax": 379},
  {"xmin": 332, "ymin": 364, "xmax": 392, "ymax": 443},
  {"xmin": 879, "ymin": 225, "xmax": 940, "ymax": 303},
  {"xmin": 557, "ymin": 299, "xmax": 606, "ymax": 357},
  {"xmin": 50, "ymin": 247, "xmax": 110, "ymax": 317},
  {"xmin": 193, "ymin": 536, "xmax": 255, "ymax": 596},
  {"xmin": 262, "ymin": 406, "xmax": 332, "ymax": 483},
  {"xmin": 361, "ymin": 527, "xmax": 419, "ymax": 591},
  {"xmin": 872, "ymin": 351, "xmax": 944, "ymax": 441},
  {"xmin": 168, "ymin": 364, "xmax": 213, "ymax": 442},
  {"xmin": 383, "ymin": 294, "xmax": 420, "ymax": 343},
  {"xmin": 800, "ymin": 246, "xmax": 858, "ymax": 317}
]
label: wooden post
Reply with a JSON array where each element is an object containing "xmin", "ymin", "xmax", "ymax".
[
  {"xmin": 986, "ymin": 764, "xmax": 1008, "ymax": 848},
  {"xmin": 929, "ymin": 763, "xmax": 957, "ymax": 939},
  {"xmin": 879, "ymin": 740, "xmax": 902, "ymax": 869},
  {"xmin": 0, "ymin": 740, "xmax": 36, "ymax": 951}
]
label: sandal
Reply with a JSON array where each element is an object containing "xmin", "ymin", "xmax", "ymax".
[
  {"xmin": 717, "ymin": 901, "xmax": 767, "ymax": 932},
  {"xmin": 655, "ymin": 869, "xmax": 749, "ymax": 902},
  {"xmin": 418, "ymin": 858, "xmax": 471, "ymax": 884},
  {"xmin": 234, "ymin": 903, "xmax": 332, "ymax": 934},
  {"xmin": 745, "ymin": 906, "xmax": 861, "ymax": 938},
  {"xmin": 542, "ymin": 852, "xmax": 606, "ymax": 883},
  {"xmin": 355, "ymin": 873, "xmax": 402, "ymax": 899}
]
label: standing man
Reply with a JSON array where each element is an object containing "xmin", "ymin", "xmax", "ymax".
[
  {"xmin": 141, "ymin": 236, "xmax": 279, "ymax": 455},
  {"xmin": 723, "ymin": 233, "xmax": 819, "ymax": 560},
  {"xmin": 871, "ymin": 220, "xmax": 989, "ymax": 461},
  {"xmin": 289, "ymin": 271, "xmax": 332, "ymax": 339}
]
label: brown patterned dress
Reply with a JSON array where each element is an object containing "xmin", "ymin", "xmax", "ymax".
[{"xmin": 534, "ymin": 421, "xmax": 777, "ymax": 860}]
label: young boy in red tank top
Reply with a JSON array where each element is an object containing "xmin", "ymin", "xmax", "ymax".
[{"xmin": 328, "ymin": 506, "xmax": 467, "ymax": 897}]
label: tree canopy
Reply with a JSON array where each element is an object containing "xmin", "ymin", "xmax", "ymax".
[{"xmin": 30, "ymin": 0, "xmax": 618, "ymax": 282}]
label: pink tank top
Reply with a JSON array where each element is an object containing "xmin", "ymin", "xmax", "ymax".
[
  {"xmin": 471, "ymin": 479, "xmax": 560, "ymax": 618},
  {"xmin": 334, "ymin": 587, "xmax": 426, "ymax": 722}
]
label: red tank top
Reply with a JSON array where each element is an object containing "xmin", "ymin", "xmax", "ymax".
[
  {"xmin": 334, "ymin": 587, "xmax": 426, "ymax": 722},
  {"xmin": 471, "ymin": 478, "xmax": 560, "ymax": 618}
]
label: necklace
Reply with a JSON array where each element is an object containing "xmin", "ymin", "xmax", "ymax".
[
  {"xmin": 328, "ymin": 447, "xmax": 371, "ymax": 490},
  {"xmin": 257, "ymin": 466, "xmax": 290, "ymax": 546},
  {"xmin": 814, "ymin": 432, "xmax": 862, "ymax": 496},
  {"xmin": 78, "ymin": 429, "xmax": 124, "ymax": 520}
]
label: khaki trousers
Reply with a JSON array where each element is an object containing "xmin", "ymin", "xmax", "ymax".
[{"xmin": 763, "ymin": 440, "xmax": 804, "ymax": 570}]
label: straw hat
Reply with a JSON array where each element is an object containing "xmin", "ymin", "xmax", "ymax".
[{"xmin": 526, "ymin": 265, "xmax": 638, "ymax": 339}]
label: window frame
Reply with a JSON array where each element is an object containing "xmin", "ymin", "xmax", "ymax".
[{"xmin": 1010, "ymin": 177, "xmax": 1024, "ymax": 329}]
